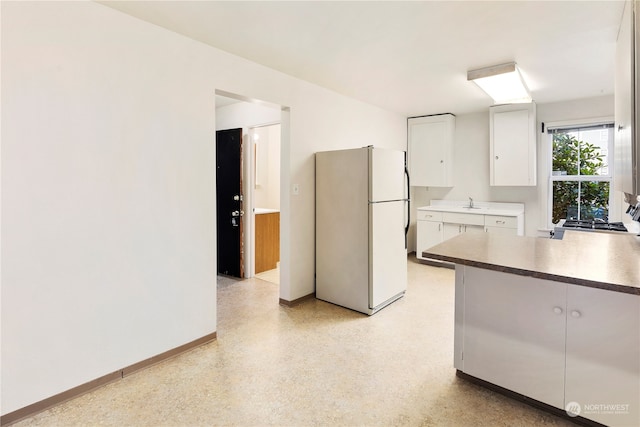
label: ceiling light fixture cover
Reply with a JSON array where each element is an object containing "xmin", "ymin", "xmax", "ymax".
[{"xmin": 467, "ymin": 62, "xmax": 532, "ymax": 104}]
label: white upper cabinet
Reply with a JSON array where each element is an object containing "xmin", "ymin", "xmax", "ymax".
[
  {"xmin": 490, "ymin": 103, "xmax": 537, "ymax": 186},
  {"xmin": 614, "ymin": 0, "xmax": 639, "ymax": 197},
  {"xmin": 408, "ymin": 114, "xmax": 455, "ymax": 187}
]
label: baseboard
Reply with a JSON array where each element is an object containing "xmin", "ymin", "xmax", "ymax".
[
  {"xmin": 1, "ymin": 332, "xmax": 217, "ymax": 426},
  {"xmin": 279, "ymin": 292, "xmax": 315, "ymax": 307},
  {"xmin": 121, "ymin": 332, "xmax": 216, "ymax": 377}
]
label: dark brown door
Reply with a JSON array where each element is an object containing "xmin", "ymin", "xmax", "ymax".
[{"xmin": 216, "ymin": 128, "xmax": 244, "ymax": 278}]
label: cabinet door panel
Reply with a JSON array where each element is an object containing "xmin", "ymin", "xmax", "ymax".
[
  {"xmin": 490, "ymin": 103, "xmax": 536, "ymax": 186},
  {"xmin": 443, "ymin": 223, "xmax": 462, "ymax": 240},
  {"xmin": 463, "ymin": 224, "xmax": 484, "ymax": 234},
  {"xmin": 485, "ymin": 226, "xmax": 517, "ymax": 235},
  {"xmin": 493, "ymin": 110, "xmax": 529, "ymax": 185},
  {"xmin": 408, "ymin": 115, "xmax": 454, "ymax": 187},
  {"xmin": 462, "ymin": 267, "xmax": 566, "ymax": 408},
  {"xmin": 565, "ymin": 285, "xmax": 640, "ymax": 426},
  {"xmin": 416, "ymin": 220, "xmax": 443, "ymax": 259}
]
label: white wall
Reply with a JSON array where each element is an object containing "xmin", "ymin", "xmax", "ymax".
[
  {"xmin": 252, "ymin": 124, "xmax": 281, "ymax": 210},
  {"xmin": 216, "ymin": 100, "xmax": 281, "ymax": 131},
  {"xmin": 409, "ymin": 95, "xmax": 614, "ymax": 249},
  {"xmin": 1, "ymin": 1, "xmax": 406, "ymax": 415}
]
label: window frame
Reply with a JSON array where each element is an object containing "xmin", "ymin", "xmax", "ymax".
[{"xmin": 542, "ymin": 117, "xmax": 615, "ymax": 230}]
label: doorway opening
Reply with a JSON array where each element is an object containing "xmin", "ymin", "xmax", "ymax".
[
  {"xmin": 214, "ymin": 91, "xmax": 285, "ymax": 289},
  {"xmin": 250, "ymin": 124, "xmax": 281, "ymax": 285}
]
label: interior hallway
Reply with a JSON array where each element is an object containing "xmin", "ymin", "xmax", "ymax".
[{"xmin": 13, "ymin": 257, "xmax": 575, "ymax": 426}]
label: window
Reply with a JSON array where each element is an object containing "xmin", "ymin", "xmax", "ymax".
[{"xmin": 548, "ymin": 122, "xmax": 614, "ymax": 225}]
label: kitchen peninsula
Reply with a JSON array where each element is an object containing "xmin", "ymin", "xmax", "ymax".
[{"xmin": 424, "ymin": 231, "xmax": 640, "ymax": 427}]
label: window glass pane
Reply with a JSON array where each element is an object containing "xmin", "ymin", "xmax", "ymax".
[
  {"xmin": 552, "ymin": 129, "xmax": 608, "ymax": 177},
  {"xmin": 551, "ymin": 181, "xmax": 610, "ymax": 223},
  {"xmin": 552, "ymin": 181, "xmax": 578, "ymax": 223},
  {"xmin": 577, "ymin": 129, "xmax": 608, "ymax": 176},
  {"xmin": 579, "ymin": 181, "xmax": 610, "ymax": 220}
]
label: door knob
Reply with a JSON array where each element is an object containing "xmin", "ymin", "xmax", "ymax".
[
  {"xmin": 553, "ymin": 307, "xmax": 563, "ymax": 315},
  {"xmin": 571, "ymin": 310, "xmax": 581, "ymax": 318}
]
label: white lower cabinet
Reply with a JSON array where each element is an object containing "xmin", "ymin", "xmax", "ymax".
[
  {"xmin": 484, "ymin": 226, "xmax": 517, "ymax": 235},
  {"xmin": 484, "ymin": 215, "xmax": 520, "ymax": 235},
  {"xmin": 564, "ymin": 285, "xmax": 640, "ymax": 426},
  {"xmin": 416, "ymin": 210, "xmax": 444, "ymax": 260},
  {"xmin": 457, "ymin": 266, "xmax": 640, "ymax": 426},
  {"xmin": 417, "ymin": 207, "xmax": 522, "ymax": 260},
  {"xmin": 443, "ymin": 223, "xmax": 484, "ymax": 240},
  {"xmin": 460, "ymin": 267, "xmax": 566, "ymax": 408},
  {"xmin": 416, "ymin": 220, "xmax": 443, "ymax": 260}
]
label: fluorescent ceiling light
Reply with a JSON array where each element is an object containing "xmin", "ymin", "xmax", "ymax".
[{"xmin": 467, "ymin": 62, "xmax": 532, "ymax": 104}]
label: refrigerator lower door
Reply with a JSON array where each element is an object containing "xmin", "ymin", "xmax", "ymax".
[{"xmin": 369, "ymin": 200, "xmax": 407, "ymax": 311}]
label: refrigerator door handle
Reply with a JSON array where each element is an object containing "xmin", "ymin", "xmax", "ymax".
[{"xmin": 404, "ymin": 165, "xmax": 410, "ymax": 249}]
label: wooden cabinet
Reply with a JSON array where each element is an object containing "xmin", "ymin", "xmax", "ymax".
[
  {"xmin": 564, "ymin": 284, "xmax": 640, "ymax": 426},
  {"xmin": 490, "ymin": 103, "xmax": 537, "ymax": 186},
  {"xmin": 255, "ymin": 212, "xmax": 280, "ymax": 274},
  {"xmin": 457, "ymin": 266, "xmax": 640, "ymax": 426},
  {"xmin": 408, "ymin": 114, "xmax": 455, "ymax": 187}
]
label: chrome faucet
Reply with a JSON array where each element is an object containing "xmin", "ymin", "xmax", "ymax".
[{"xmin": 468, "ymin": 197, "xmax": 474, "ymax": 208}]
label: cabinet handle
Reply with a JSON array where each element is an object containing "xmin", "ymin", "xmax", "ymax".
[
  {"xmin": 496, "ymin": 220, "xmax": 506, "ymax": 224},
  {"xmin": 553, "ymin": 307, "xmax": 563, "ymax": 315},
  {"xmin": 571, "ymin": 310, "xmax": 581, "ymax": 318},
  {"xmin": 440, "ymin": 160, "xmax": 444, "ymax": 163},
  {"xmin": 495, "ymin": 156, "xmax": 499, "ymax": 160},
  {"xmin": 438, "ymin": 223, "xmax": 441, "ymax": 231}
]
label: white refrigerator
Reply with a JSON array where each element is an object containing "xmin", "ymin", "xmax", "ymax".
[{"xmin": 315, "ymin": 146, "xmax": 409, "ymax": 315}]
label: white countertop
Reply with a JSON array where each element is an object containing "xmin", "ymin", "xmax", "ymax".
[
  {"xmin": 254, "ymin": 208, "xmax": 280, "ymax": 214},
  {"xmin": 417, "ymin": 200, "xmax": 524, "ymax": 217}
]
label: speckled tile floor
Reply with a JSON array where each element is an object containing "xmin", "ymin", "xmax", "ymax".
[
  {"xmin": 12, "ymin": 256, "xmax": 576, "ymax": 427},
  {"xmin": 254, "ymin": 267, "xmax": 279, "ymax": 285}
]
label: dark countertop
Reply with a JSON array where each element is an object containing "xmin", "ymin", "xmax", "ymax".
[{"xmin": 422, "ymin": 231, "xmax": 640, "ymax": 295}]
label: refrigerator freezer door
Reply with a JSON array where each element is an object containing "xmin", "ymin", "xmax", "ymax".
[
  {"xmin": 370, "ymin": 148, "xmax": 407, "ymax": 202},
  {"xmin": 369, "ymin": 200, "xmax": 407, "ymax": 309}
]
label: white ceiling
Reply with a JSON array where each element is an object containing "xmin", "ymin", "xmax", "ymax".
[{"xmin": 101, "ymin": 1, "xmax": 625, "ymax": 116}]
